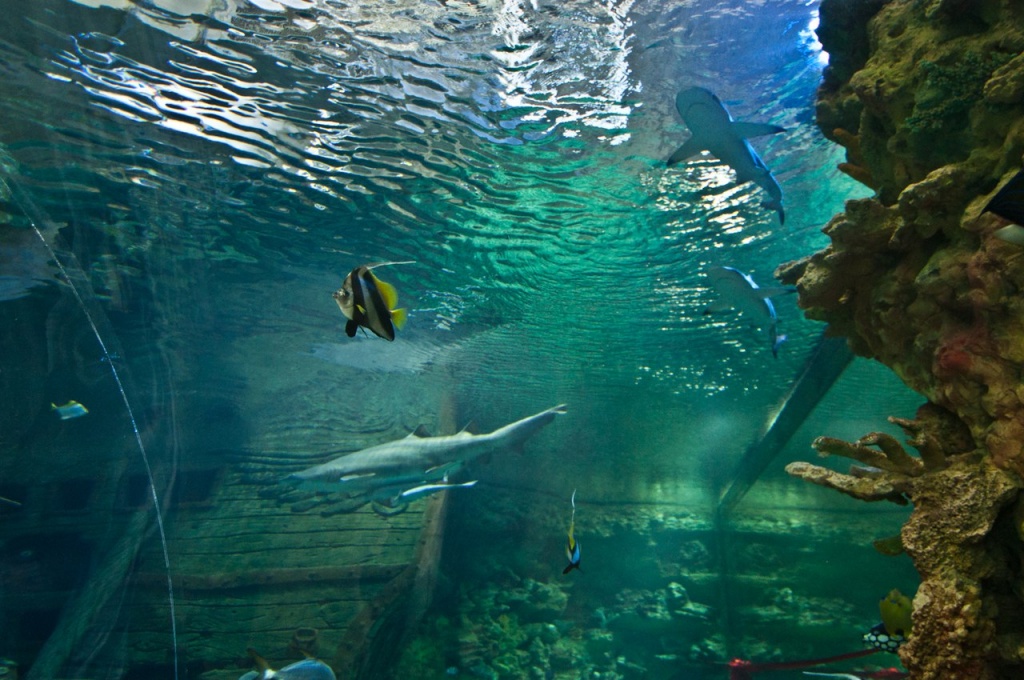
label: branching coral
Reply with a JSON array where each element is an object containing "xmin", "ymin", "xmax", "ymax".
[
  {"xmin": 785, "ymin": 413, "xmax": 948, "ymax": 507},
  {"xmin": 787, "ymin": 410, "xmax": 1022, "ymax": 679}
]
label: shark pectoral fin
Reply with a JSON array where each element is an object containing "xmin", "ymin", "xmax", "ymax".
[
  {"xmin": 704, "ymin": 301, "xmax": 731, "ymax": 314},
  {"xmin": 758, "ymin": 286, "xmax": 797, "ymax": 299},
  {"xmin": 667, "ymin": 137, "xmax": 707, "ymax": 166},
  {"xmin": 731, "ymin": 121, "xmax": 785, "ymax": 138}
]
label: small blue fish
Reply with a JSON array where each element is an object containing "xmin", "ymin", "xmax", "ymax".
[
  {"xmin": 392, "ymin": 477, "xmax": 478, "ymax": 505},
  {"xmin": 563, "ymin": 489, "xmax": 581, "ymax": 575},
  {"xmin": 51, "ymin": 400, "xmax": 88, "ymax": 420},
  {"xmin": 239, "ymin": 648, "xmax": 336, "ymax": 680}
]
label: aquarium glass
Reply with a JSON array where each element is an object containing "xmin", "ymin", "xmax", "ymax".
[{"xmin": 0, "ymin": 1, "xmax": 921, "ymax": 679}]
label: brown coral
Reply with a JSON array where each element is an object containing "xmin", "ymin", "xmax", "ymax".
[{"xmin": 786, "ymin": 1, "xmax": 1024, "ymax": 678}]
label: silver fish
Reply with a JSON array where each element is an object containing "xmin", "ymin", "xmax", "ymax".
[{"xmin": 240, "ymin": 649, "xmax": 336, "ymax": 680}]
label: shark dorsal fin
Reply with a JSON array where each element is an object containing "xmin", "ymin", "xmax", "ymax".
[
  {"xmin": 410, "ymin": 424, "xmax": 431, "ymax": 438},
  {"xmin": 459, "ymin": 420, "xmax": 477, "ymax": 435}
]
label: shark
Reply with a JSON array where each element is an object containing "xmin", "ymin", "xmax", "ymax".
[
  {"xmin": 286, "ymin": 404, "xmax": 567, "ymax": 514},
  {"xmin": 668, "ymin": 87, "xmax": 786, "ymax": 224},
  {"xmin": 705, "ymin": 266, "xmax": 795, "ymax": 358}
]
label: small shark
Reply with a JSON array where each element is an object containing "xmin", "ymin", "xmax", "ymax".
[
  {"xmin": 668, "ymin": 87, "xmax": 786, "ymax": 224},
  {"xmin": 287, "ymin": 404, "xmax": 566, "ymax": 514},
  {"xmin": 705, "ymin": 266, "xmax": 795, "ymax": 358}
]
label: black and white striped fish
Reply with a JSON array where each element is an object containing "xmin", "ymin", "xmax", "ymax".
[{"xmin": 332, "ymin": 261, "xmax": 412, "ymax": 341}]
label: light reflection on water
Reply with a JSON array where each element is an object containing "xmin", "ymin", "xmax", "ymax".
[{"xmin": 0, "ymin": 0, "xmax": 874, "ymax": 432}]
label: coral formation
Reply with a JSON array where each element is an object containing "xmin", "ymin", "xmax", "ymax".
[{"xmin": 782, "ymin": 1, "xmax": 1024, "ymax": 678}]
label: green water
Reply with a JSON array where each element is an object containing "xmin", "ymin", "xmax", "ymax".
[{"xmin": 0, "ymin": 1, "xmax": 923, "ymax": 678}]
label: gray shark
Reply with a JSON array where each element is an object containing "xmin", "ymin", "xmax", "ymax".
[
  {"xmin": 286, "ymin": 404, "xmax": 566, "ymax": 514},
  {"xmin": 668, "ymin": 87, "xmax": 786, "ymax": 224},
  {"xmin": 705, "ymin": 266, "xmax": 795, "ymax": 358}
]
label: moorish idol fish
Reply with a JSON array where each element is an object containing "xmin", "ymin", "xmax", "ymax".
[
  {"xmin": 51, "ymin": 400, "xmax": 88, "ymax": 420},
  {"xmin": 563, "ymin": 489, "xmax": 581, "ymax": 574},
  {"xmin": 668, "ymin": 87, "xmax": 786, "ymax": 224},
  {"xmin": 332, "ymin": 261, "xmax": 413, "ymax": 341},
  {"xmin": 863, "ymin": 589, "xmax": 913, "ymax": 653},
  {"xmin": 984, "ymin": 168, "xmax": 1024, "ymax": 245},
  {"xmin": 705, "ymin": 266, "xmax": 795, "ymax": 358},
  {"xmin": 239, "ymin": 647, "xmax": 337, "ymax": 680}
]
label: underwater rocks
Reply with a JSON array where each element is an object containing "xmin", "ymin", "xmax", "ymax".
[
  {"xmin": 784, "ymin": 1, "xmax": 1024, "ymax": 678},
  {"xmin": 815, "ymin": 0, "xmax": 1024, "ymax": 204}
]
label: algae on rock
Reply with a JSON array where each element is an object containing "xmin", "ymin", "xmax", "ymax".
[{"xmin": 783, "ymin": 1, "xmax": 1024, "ymax": 678}]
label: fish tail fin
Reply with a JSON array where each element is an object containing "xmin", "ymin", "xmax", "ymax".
[
  {"xmin": 762, "ymin": 198, "xmax": 784, "ymax": 224},
  {"xmin": 772, "ymin": 333, "xmax": 788, "ymax": 358},
  {"xmin": 391, "ymin": 307, "xmax": 407, "ymax": 329}
]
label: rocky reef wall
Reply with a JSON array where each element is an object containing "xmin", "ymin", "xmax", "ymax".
[{"xmin": 782, "ymin": 1, "xmax": 1024, "ymax": 678}]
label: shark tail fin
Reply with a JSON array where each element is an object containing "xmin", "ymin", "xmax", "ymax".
[
  {"xmin": 772, "ymin": 333, "xmax": 788, "ymax": 358},
  {"xmin": 762, "ymin": 198, "xmax": 785, "ymax": 224}
]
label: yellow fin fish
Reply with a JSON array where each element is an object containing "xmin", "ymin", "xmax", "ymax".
[
  {"xmin": 880, "ymin": 588, "xmax": 913, "ymax": 637},
  {"xmin": 563, "ymin": 489, "xmax": 581, "ymax": 574},
  {"xmin": 51, "ymin": 400, "xmax": 88, "ymax": 420},
  {"xmin": 332, "ymin": 261, "xmax": 413, "ymax": 341},
  {"xmin": 863, "ymin": 588, "xmax": 913, "ymax": 654}
]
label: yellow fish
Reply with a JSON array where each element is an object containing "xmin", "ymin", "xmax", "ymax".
[
  {"xmin": 51, "ymin": 400, "xmax": 88, "ymax": 420},
  {"xmin": 563, "ymin": 489, "xmax": 581, "ymax": 574},
  {"xmin": 332, "ymin": 261, "xmax": 413, "ymax": 341},
  {"xmin": 880, "ymin": 588, "xmax": 913, "ymax": 637}
]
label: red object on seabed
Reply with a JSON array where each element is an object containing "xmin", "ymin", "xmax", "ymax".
[{"xmin": 725, "ymin": 647, "xmax": 908, "ymax": 679}]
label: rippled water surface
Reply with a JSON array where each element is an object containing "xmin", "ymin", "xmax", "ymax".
[{"xmin": 2, "ymin": 0, "xmax": 848, "ymax": 393}]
